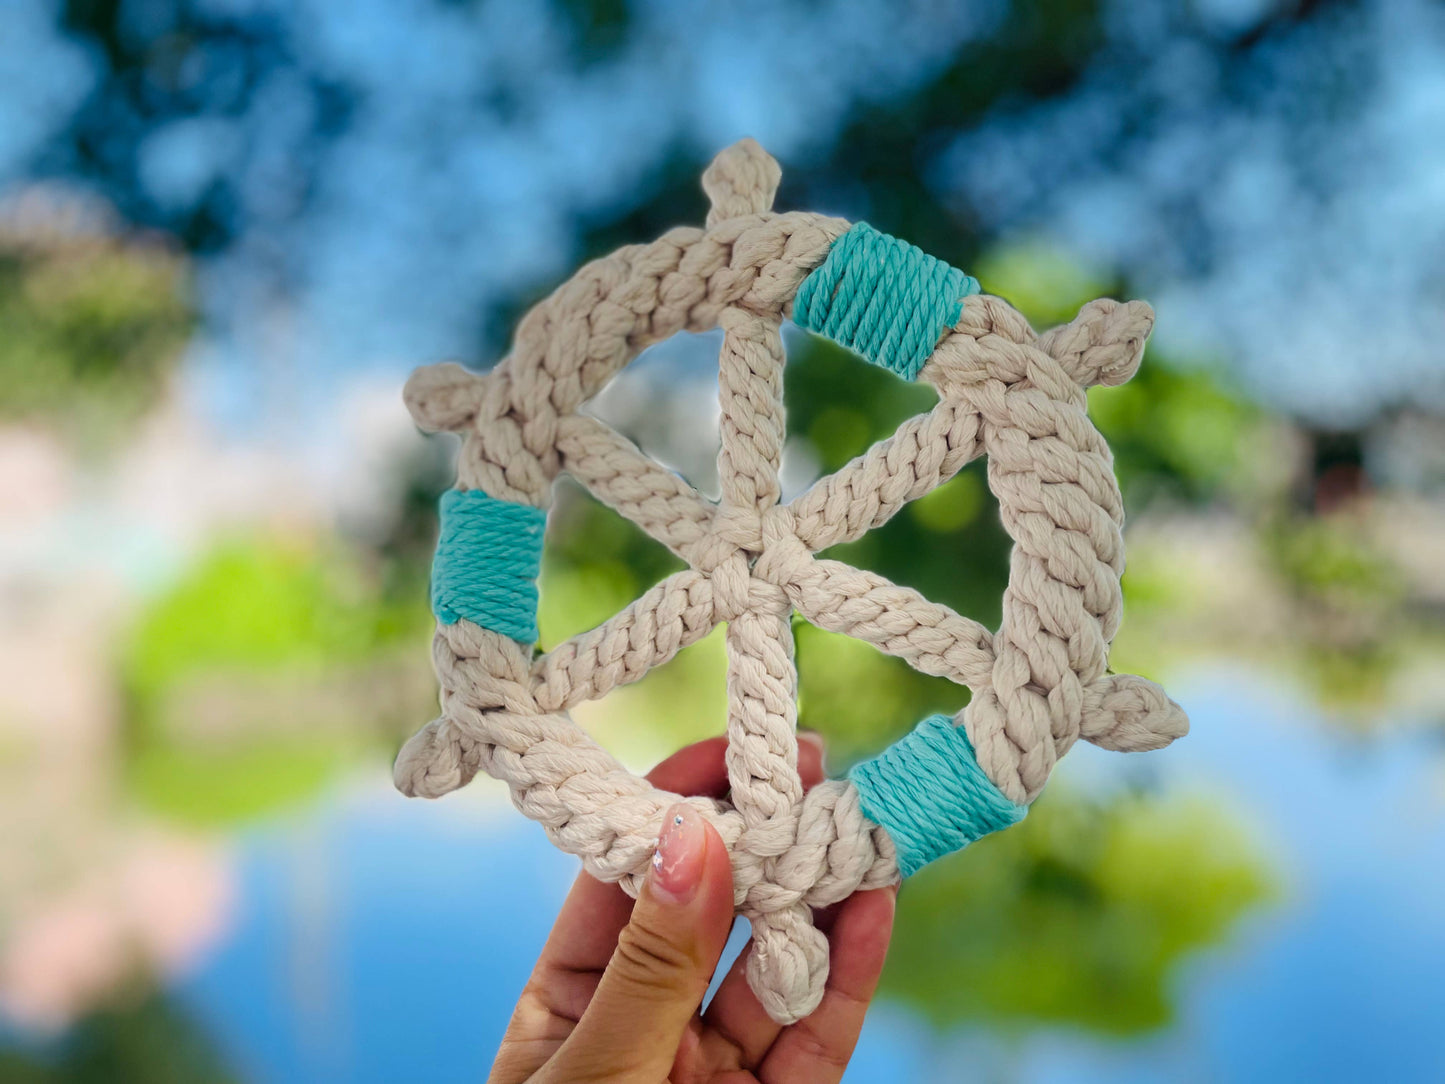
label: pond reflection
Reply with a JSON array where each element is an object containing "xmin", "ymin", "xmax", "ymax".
[{"xmin": 7, "ymin": 667, "xmax": 1436, "ymax": 1083}]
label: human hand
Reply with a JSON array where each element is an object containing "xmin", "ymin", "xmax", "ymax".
[{"xmin": 489, "ymin": 735, "xmax": 897, "ymax": 1083}]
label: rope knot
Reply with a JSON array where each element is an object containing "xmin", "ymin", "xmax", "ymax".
[
  {"xmin": 703, "ymin": 138, "xmax": 781, "ymax": 228},
  {"xmin": 710, "ymin": 551, "xmax": 754, "ymax": 622},
  {"xmin": 393, "ymin": 717, "xmax": 475, "ymax": 798},
  {"xmin": 710, "ymin": 504, "xmax": 765, "ymax": 558},
  {"xmin": 1081, "ymin": 672, "xmax": 1190, "ymax": 751},
  {"xmin": 752, "ymin": 507, "xmax": 811, "ymax": 588},
  {"xmin": 1037, "ymin": 298, "xmax": 1155, "ymax": 388},
  {"xmin": 403, "ymin": 361, "xmax": 485, "ymax": 433}
]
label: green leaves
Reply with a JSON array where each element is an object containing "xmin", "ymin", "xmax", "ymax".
[
  {"xmin": 119, "ymin": 536, "xmax": 432, "ymax": 826},
  {"xmin": 0, "ymin": 231, "xmax": 193, "ymax": 448},
  {"xmin": 882, "ymin": 788, "xmax": 1275, "ymax": 1035}
]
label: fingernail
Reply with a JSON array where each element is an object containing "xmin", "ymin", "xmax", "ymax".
[
  {"xmin": 798, "ymin": 730, "xmax": 827, "ymax": 771},
  {"xmin": 650, "ymin": 804, "xmax": 706, "ymax": 905}
]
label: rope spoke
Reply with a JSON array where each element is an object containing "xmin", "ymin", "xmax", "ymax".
[
  {"xmin": 715, "ymin": 305, "xmax": 800, "ymax": 809},
  {"xmin": 557, "ymin": 413, "xmax": 717, "ymax": 561},
  {"xmin": 714, "ymin": 303, "xmax": 828, "ymax": 1020},
  {"xmin": 786, "ymin": 396, "xmax": 983, "ymax": 552},
  {"xmin": 785, "ymin": 557, "xmax": 996, "ymax": 690},
  {"xmin": 530, "ymin": 568, "xmax": 721, "ymax": 712}
]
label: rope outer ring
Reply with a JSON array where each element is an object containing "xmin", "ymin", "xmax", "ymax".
[{"xmin": 394, "ymin": 139, "xmax": 1187, "ymax": 1024}]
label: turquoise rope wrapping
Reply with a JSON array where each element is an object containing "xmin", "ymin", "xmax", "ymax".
[
  {"xmin": 430, "ymin": 489, "xmax": 547, "ymax": 643},
  {"xmin": 847, "ymin": 714, "xmax": 1026, "ymax": 877},
  {"xmin": 793, "ymin": 222, "xmax": 980, "ymax": 381}
]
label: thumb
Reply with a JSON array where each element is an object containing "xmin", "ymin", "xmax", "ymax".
[{"xmin": 543, "ymin": 803, "xmax": 735, "ymax": 1083}]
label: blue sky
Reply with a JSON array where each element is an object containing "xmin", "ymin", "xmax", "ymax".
[{"xmin": 4, "ymin": 0, "xmax": 1442, "ymax": 434}]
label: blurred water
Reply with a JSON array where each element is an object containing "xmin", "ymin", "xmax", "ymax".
[{"xmin": 162, "ymin": 665, "xmax": 1445, "ymax": 1083}]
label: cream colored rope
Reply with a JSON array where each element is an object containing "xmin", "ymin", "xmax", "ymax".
[{"xmin": 393, "ymin": 139, "xmax": 1187, "ymax": 1023}]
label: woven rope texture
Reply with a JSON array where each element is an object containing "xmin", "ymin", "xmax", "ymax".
[{"xmin": 392, "ymin": 139, "xmax": 1189, "ymax": 1023}]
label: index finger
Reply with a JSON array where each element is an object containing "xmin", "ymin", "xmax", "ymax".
[
  {"xmin": 756, "ymin": 887, "xmax": 897, "ymax": 1084},
  {"xmin": 535, "ymin": 732, "xmax": 827, "ymax": 980}
]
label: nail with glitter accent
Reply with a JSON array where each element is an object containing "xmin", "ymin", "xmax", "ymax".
[{"xmin": 648, "ymin": 804, "xmax": 706, "ymax": 905}]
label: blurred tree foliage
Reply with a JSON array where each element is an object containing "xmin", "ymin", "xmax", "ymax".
[
  {"xmin": 882, "ymin": 789, "xmax": 1274, "ymax": 1034},
  {"xmin": 4, "ymin": 0, "xmax": 1315, "ymax": 1058},
  {"xmin": 0, "ymin": 987, "xmax": 237, "ymax": 1084},
  {"xmin": 0, "ymin": 222, "xmax": 192, "ymax": 445},
  {"xmin": 46, "ymin": 0, "xmax": 1335, "ymax": 348},
  {"xmin": 1260, "ymin": 511, "xmax": 1411, "ymax": 707},
  {"xmin": 34, "ymin": 0, "xmax": 1305, "ymax": 650},
  {"xmin": 1265, "ymin": 514, "xmax": 1402, "ymax": 607},
  {"xmin": 119, "ymin": 535, "xmax": 432, "ymax": 825},
  {"xmin": 0, "ymin": 3, "xmax": 1418, "ymax": 1075}
]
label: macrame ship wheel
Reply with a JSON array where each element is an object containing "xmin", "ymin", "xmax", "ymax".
[{"xmin": 394, "ymin": 140, "xmax": 1189, "ymax": 1024}]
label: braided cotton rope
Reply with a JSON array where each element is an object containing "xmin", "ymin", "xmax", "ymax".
[
  {"xmin": 847, "ymin": 715, "xmax": 1025, "ymax": 877},
  {"xmin": 795, "ymin": 222, "xmax": 981, "ymax": 380},
  {"xmin": 431, "ymin": 490, "xmax": 546, "ymax": 640},
  {"xmin": 393, "ymin": 139, "xmax": 1189, "ymax": 1024}
]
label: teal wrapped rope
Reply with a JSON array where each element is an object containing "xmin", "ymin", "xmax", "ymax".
[
  {"xmin": 793, "ymin": 222, "xmax": 980, "ymax": 381},
  {"xmin": 847, "ymin": 714, "xmax": 1026, "ymax": 877},
  {"xmin": 430, "ymin": 489, "xmax": 547, "ymax": 643}
]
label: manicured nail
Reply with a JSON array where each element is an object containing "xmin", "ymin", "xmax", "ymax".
[{"xmin": 650, "ymin": 804, "xmax": 706, "ymax": 905}]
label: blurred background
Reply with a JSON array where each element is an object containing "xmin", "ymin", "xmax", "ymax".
[{"xmin": 1, "ymin": 0, "xmax": 1443, "ymax": 1080}]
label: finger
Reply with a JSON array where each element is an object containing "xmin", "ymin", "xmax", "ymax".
[
  {"xmin": 536, "ymin": 728, "xmax": 823, "ymax": 977},
  {"xmin": 647, "ymin": 732, "xmax": 825, "ymax": 795},
  {"xmin": 541, "ymin": 804, "xmax": 736, "ymax": 1083},
  {"xmin": 518, "ymin": 732, "xmax": 829, "ymax": 1079},
  {"xmin": 797, "ymin": 731, "xmax": 827, "ymax": 790},
  {"xmin": 676, "ymin": 733, "xmax": 831, "ymax": 1076},
  {"xmin": 648, "ymin": 735, "xmax": 733, "ymax": 797},
  {"xmin": 534, "ymin": 735, "xmax": 737, "ymax": 979},
  {"xmin": 696, "ymin": 937, "xmax": 781, "ymax": 1070},
  {"xmin": 757, "ymin": 888, "xmax": 896, "ymax": 1084}
]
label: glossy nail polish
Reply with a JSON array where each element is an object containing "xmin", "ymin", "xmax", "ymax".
[{"xmin": 649, "ymin": 804, "xmax": 706, "ymax": 905}]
